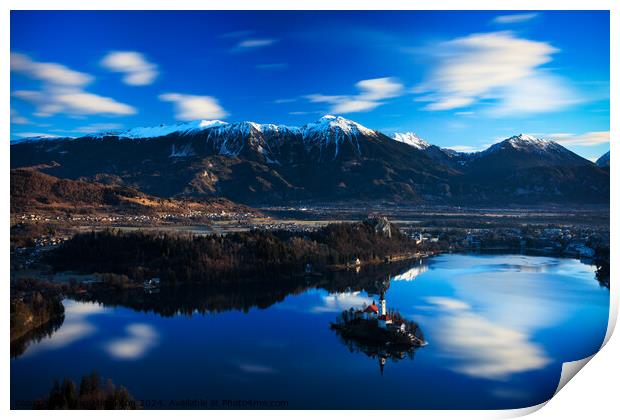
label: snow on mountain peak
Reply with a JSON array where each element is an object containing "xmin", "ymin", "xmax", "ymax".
[
  {"xmin": 300, "ymin": 115, "xmax": 377, "ymax": 158},
  {"xmin": 10, "ymin": 134, "xmax": 68, "ymax": 145},
  {"xmin": 199, "ymin": 120, "xmax": 228, "ymax": 128},
  {"xmin": 391, "ymin": 132, "xmax": 430, "ymax": 150},
  {"xmin": 107, "ymin": 120, "xmax": 229, "ymax": 139},
  {"xmin": 516, "ymin": 133, "xmax": 538, "ymax": 141},
  {"xmin": 304, "ymin": 115, "xmax": 376, "ymax": 137},
  {"xmin": 480, "ymin": 133, "xmax": 567, "ymax": 157},
  {"xmin": 507, "ymin": 134, "xmax": 553, "ymax": 149}
]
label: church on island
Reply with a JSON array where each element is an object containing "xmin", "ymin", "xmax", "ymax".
[{"xmin": 363, "ymin": 292, "xmax": 407, "ymax": 333}]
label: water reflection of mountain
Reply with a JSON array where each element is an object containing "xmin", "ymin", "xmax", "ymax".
[
  {"xmin": 10, "ymin": 259, "xmax": 427, "ymax": 359},
  {"xmin": 72, "ymin": 259, "xmax": 425, "ymax": 317},
  {"xmin": 11, "ymin": 315, "xmax": 65, "ymax": 358},
  {"xmin": 391, "ymin": 260, "xmax": 428, "ymax": 281}
]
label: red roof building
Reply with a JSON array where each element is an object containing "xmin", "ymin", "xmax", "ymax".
[{"xmin": 364, "ymin": 303, "xmax": 379, "ymax": 314}]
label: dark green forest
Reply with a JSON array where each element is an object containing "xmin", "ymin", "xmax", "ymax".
[{"xmin": 47, "ymin": 218, "xmax": 426, "ymax": 285}]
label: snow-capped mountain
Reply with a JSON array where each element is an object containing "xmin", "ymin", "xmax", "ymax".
[
  {"xmin": 10, "ymin": 117, "xmax": 609, "ymax": 205},
  {"xmin": 391, "ymin": 132, "xmax": 430, "ymax": 150},
  {"xmin": 89, "ymin": 115, "xmax": 378, "ymax": 161},
  {"xmin": 109, "ymin": 120, "xmax": 228, "ymax": 139},
  {"xmin": 596, "ymin": 151, "xmax": 610, "ymax": 168},
  {"xmin": 451, "ymin": 133, "xmax": 608, "ymax": 203},
  {"xmin": 502, "ymin": 133, "xmax": 553, "ymax": 149},
  {"xmin": 201, "ymin": 121, "xmax": 295, "ymax": 161},
  {"xmin": 482, "ymin": 134, "xmax": 565, "ymax": 156},
  {"xmin": 299, "ymin": 115, "xmax": 379, "ymax": 160},
  {"xmin": 10, "ymin": 134, "xmax": 67, "ymax": 145},
  {"xmin": 301, "ymin": 115, "xmax": 376, "ymax": 143},
  {"xmin": 475, "ymin": 133, "xmax": 588, "ymax": 166}
]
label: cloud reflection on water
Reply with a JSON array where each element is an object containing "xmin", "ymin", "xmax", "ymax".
[
  {"xmin": 238, "ymin": 363, "xmax": 277, "ymax": 374},
  {"xmin": 423, "ymin": 296, "xmax": 550, "ymax": 380},
  {"xmin": 104, "ymin": 323, "xmax": 159, "ymax": 360},
  {"xmin": 21, "ymin": 300, "xmax": 105, "ymax": 357},
  {"xmin": 310, "ymin": 291, "xmax": 371, "ymax": 313}
]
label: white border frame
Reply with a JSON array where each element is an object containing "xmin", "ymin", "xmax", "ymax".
[{"xmin": 3, "ymin": 1, "xmax": 617, "ymax": 419}]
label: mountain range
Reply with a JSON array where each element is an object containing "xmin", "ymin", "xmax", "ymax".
[{"xmin": 10, "ymin": 115, "xmax": 610, "ymax": 206}]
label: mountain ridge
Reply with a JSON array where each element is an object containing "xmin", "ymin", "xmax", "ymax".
[
  {"xmin": 596, "ymin": 151, "xmax": 610, "ymax": 168},
  {"xmin": 10, "ymin": 115, "xmax": 599, "ymax": 164},
  {"xmin": 10, "ymin": 115, "xmax": 609, "ymax": 205}
]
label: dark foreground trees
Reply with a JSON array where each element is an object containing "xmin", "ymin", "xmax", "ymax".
[{"xmin": 34, "ymin": 371, "xmax": 140, "ymax": 409}]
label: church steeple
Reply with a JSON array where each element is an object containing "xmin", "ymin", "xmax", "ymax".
[{"xmin": 380, "ymin": 291, "xmax": 386, "ymax": 316}]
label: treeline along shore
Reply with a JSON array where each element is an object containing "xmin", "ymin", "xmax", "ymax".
[
  {"xmin": 10, "ymin": 282, "xmax": 65, "ymax": 357},
  {"xmin": 46, "ymin": 217, "xmax": 443, "ymax": 285}
]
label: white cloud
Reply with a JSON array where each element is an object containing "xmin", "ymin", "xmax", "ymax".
[
  {"xmin": 273, "ymin": 98, "xmax": 297, "ymax": 104},
  {"xmin": 426, "ymin": 297, "xmax": 470, "ymax": 310},
  {"xmin": 255, "ymin": 63, "xmax": 288, "ymax": 71},
  {"xmin": 72, "ymin": 123, "xmax": 124, "ymax": 133},
  {"xmin": 490, "ymin": 73, "xmax": 580, "ymax": 116},
  {"xmin": 101, "ymin": 51, "xmax": 158, "ymax": 85},
  {"xmin": 236, "ymin": 38, "xmax": 277, "ymax": 50},
  {"xmin": 446, "ymin": 145, "xmax": 485, "ymax": 153},
  {"xmin": 331, "ymin": 100, "xmax": 380, "ymax": 114},
  {"xmin": 306, "ymin": 94, "xmax": 347, "ymax": 103},
  {"xmin": 159, "ymin": 92, "xmax": 228, "ymax": 120},
  {"xmin": 10, "ymin": 109, "xmax": 30, "ymax": 124},
  {"xmin": 415, "ymin": 32, "xmax": 579, "ymax": 114},
  {"xmin": 426, "ymin": 97, "xmax": 473, "ymax": 111},
  {"xmin": 356, "ymin": 77, "xmax": 404, "ymax": 100},
  {"xmin": 492, "ymin": 13, "xmax": 539, "ymax": 24},
  {"xmin": 11, "ymin": 52, "xmax": 92, "ymax": 86},
  {"xmin": 11, "ymin": 53, "xmax": 137, "ymax": 117},
  {"xmin": 14, "ymin": 89, "xmax": 136, "ymax": 117},
  {"xmin": 546, "ymin": 131, "xmax": 610, "ymax": 147},
  {"xmin": 307, "ymin": 77, "xmax": 404, "ymax": 114}
]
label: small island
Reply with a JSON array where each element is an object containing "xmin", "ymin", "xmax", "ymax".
[{"xmin": 330, "ymin": 292, "xmax": 425, "ymax": 374}]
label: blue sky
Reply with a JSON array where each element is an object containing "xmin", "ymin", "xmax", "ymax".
[{"xmin": 10, "ymin": 10, "xmax": 609, "ymax": 160}]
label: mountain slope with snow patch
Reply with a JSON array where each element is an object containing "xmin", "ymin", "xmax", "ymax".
[{"xmin": 391, "ymin": 132, "xmax": 430, "ymax": 150}]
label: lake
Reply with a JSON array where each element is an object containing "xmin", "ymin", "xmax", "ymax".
[{"xmin": 10, "ymin": 254, "xmax": 609, "ymax": 409}]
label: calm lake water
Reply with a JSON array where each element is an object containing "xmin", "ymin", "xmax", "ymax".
[{"xmin": 11, "ymin": 254, "xmax": 609, "ymax": 409}]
